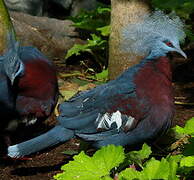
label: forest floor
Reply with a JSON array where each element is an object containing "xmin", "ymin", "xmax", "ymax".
[{"xmin": 0, "ymin": 57, "xmax": 194, "ymax": 180}]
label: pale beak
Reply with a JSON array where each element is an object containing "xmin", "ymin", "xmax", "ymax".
[{"xmin": 175, "ymin": 47, "xmax": 187, "ymax": 59}]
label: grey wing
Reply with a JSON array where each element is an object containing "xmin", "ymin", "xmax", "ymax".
[{"xmin": 57, "ymin": 80, "xmax": 135, "ymax": 131}]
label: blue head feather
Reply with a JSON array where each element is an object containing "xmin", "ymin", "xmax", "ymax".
[
  {"xmin": 0, "ymin": 32, "xmax": 24, "ymax": 84},
  {"xmin": 121, "ymin": 10, "xmax": 187, "ymax": 59}
]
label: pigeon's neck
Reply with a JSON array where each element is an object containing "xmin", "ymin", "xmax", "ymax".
[
  {"xmin": 117, "ymin": 55, "xmax": 171, "ymax": 82},
  {"xmin": 146, "ymin": 47, "xmax": 168, "ymax": 60},
  {"xmin": 142, "ymin": 56, "xmax": 172, "ymax": 81},
  {"xmin": 154, "ymin": 56, "xmax": 172, "ymax": 80}
]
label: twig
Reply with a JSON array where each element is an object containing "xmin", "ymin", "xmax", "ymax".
[{"xmin": 174, "ymin": 101, "xmax": 194, "ymax": 106}]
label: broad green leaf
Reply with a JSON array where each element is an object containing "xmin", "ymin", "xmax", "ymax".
[
  {"xmin": 143, "ymin": 158, "xmax": 170, "ymax": 179},
  {"xmin": 54, "ymin": 145, "xmax": 125, "ymax": 180},
  {"xmin": 119, "ymin": 168, "xmax": 142, "ymax": 180},
  {"xmin": 180, "ymin": 156, "xmax": 194, "ymax": 167},
  {"xmin": 93, "ymin": 145, "xmax": 125, "ymax": 173},
  {"xmin": 119, "ymin": 158, "xmax": 171, "ymax": 180},
  {"xmin": 126, "ymin": 143, "xmax": 152, "ymax": 168},
  {"xmin": 175, "ymin": 118, "xmax": 194, "ymax": 136}
]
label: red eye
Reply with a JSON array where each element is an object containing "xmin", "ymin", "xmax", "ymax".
[{"xmin": 165, "ymin": 41, "xmax": 173, "ymax": 47}]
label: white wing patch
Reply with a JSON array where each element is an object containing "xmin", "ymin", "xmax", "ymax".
[
  {"xmin": 125, "ymin": 116, "xmax": 135, "ymax": 129},
  {"xmin": 96, "ymin": 110, "xmax": 122, "ymax": 130},
  {"xmin": 22, "ymin": 116, "xmax": 38, "ymax": 126},
  {"xmin": 96, "ymin": 111, "xmax": 135, "ymax": 131}
]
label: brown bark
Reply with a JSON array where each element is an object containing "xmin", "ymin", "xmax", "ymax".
[{"xmin": 109, "ymin": 0, "xmax": 150, "ymax": 80}]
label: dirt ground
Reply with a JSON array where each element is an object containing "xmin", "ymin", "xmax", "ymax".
[{"xmin": 0, "ymin": 57, "xmax": 194, "ymax": 180}]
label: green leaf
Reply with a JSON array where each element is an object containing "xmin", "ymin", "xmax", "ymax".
[
  {"xmin": 65, "ymin": 43, "xmax": 91, "ymax": 59},
  {"xmin": 180, "ymin": 156, "xmax": 194, "ymax": 167},
  {"xmin": 65, "ymin": 34, "xmax": 106, "ymax": 59},
  {"xmin": 54, "ymin": 145, "xmax": 125, "ymax": 180},
  {"xmin": 69, "ymin": 6, "xmax": 110, "ymax": 31},
  {"xmin": 119, "ymin": 168, "xmax": 142, "ymax": 180},
  {"xmin": 174, "ymin": 125, "xmax": 185, "ymax": 134},
  {"xmin": 119, "ymin": 158, "xmax": 171, "ymax": 180},
  {"xmin": 97, "ymin": 25, "xmax": 110, "ymax": 36},
  {"xmin": 95, "ymin": 69, "xmax": 108, "ymax": 81},
  {"xmin": 174, "ymin": 117, "xmax": 194, "ymax": 136},
  {"xmin": 88, "ymin": 69, "xmax": 108, "ymax": 82},
  {"xmin": 166, "ymin": 155, "xmax": 181, "ymax": 180},
  {"xmin": 93, "ymin": 145, "xmax": 125, "ymax": 173},
  {"xmin": 126, "ymin": 143, "xmax": 152, "ymax": 168},
  {"xmin": 166, "ymin": 154, "xmax": 183, "ymax": 164},
  {"xmin": 97, "ymin": 7, "xmax": 111, "ymax": 14},
  {"xmin": 144, "ymin": 158, "xmax": 170, "ymax": 179}
]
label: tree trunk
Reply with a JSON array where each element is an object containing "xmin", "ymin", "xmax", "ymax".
[{"xmin": 109, "ymin": 0, "xmax": 150, "ymax": 80}]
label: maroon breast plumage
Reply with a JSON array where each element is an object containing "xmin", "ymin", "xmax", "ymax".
[{"xmin": 15, "ymin": 54, "xmax": 58, "ymax": 122}]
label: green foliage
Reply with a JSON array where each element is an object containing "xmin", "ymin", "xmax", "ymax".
[
  {"xmin": 180, "ymin": 156, "xmax": 194, "ymax": 167},
  {"xmin": 119, "ymin": 158, "xmax": 172, "ymax": 180},
  {"xmin": 152, "ymin": 0, "xmax": 194, "ymax": 19},
  {"xmin": 88, "ymin": 69, "xmax": 109, "ymax": 82},
  {"xmin": 125, "ymin": 143, "xmax": 152, "ymax": 168},
  {"xmin": 97, "ymin": 25, "xmax": 110, "ymax": 37},
  {"xmin": 66, "ymin": 5, "xmax": 110, "ymax": 72},
  {"xmin": 54, "ymin": 143, "xmax": 182, "ymax": 180},
  {"xmin": 175, "ymin": 117, "xmax": 194, "ymax": 136},
  {"xmin": 65, "ymin": 34, "xmax": 107, "ymax": 59},
  {"xmin": 54, "ymin": 145, "xmax": 124, "ymax": 180},
  {"xmin": 70, "ymin": 7, "xmax": 110, "ymax": 31}
]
